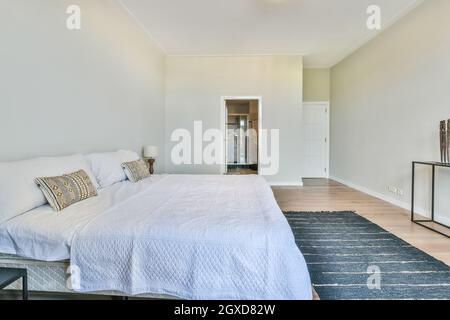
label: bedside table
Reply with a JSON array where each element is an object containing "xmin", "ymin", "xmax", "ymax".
[{"xmin": 0, "ymin": 268, "xmax": 28, "ymax": 300}]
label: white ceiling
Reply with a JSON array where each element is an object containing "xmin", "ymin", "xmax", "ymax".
[{"xmin": 119, "ymin": 0, "xmax": 422, "ymax": 67}]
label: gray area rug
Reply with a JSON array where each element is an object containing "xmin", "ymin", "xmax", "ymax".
[{"xmin": 284, "ymin": 211, "xmax": 450, "ymax": 300}]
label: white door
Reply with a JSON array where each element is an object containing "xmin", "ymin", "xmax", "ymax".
[{"xmin": 303, "ymin": 103, "xmax": 329, "ymax": 178}]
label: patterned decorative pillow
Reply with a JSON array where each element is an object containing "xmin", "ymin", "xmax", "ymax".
[
  {"xmin": 122, "ymin": 159, "xmax": 150, "ymax": 183},
  {"xmin": 35, "ymin": 170, "xmax": 98, "ymax": 211}
]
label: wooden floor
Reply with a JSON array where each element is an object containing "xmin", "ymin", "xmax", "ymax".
[
  {"xmin": 273, "ymin": 179, "xmax": 450, "ymax": 266},
  {"xmin": 226, "ymin": 169, "xmax": 258, "ymax": 175},
  {"xmin": 226, "ymin": 167, "xmax": 258, "ymax": 175}
]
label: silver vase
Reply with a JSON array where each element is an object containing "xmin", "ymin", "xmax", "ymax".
[
  {"xmin": 440, "ymin": 120, "xmax": 446, "ymax": 163},
  {"xmin": 447, "ymin": 119, "xmax": 450, "ymax": 164}
]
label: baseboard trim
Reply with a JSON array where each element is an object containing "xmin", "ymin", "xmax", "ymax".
[
  {"xmin": 329, "ymin": 175, "xmax": 431, "ymax": 218},
  {"xmin": 292, "ymin": 175, "xmax": 450, "ymax": 226}
]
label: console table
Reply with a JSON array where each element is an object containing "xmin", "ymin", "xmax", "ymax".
[{"xmin": 411, "ymin": 161, "xmax": 450, "ymax": 238}]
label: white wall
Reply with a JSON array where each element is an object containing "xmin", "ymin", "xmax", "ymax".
[
  {"xmin": 165, "ymin": 56, "xmax": 304, "ymax": 185},
  {"xmin": 330, "ymin": 0, "xmax": 450, "ymax": 225},
  {"xmin": 303, "ymin": 68, "xmax": 330, "ymax": 102},
  {"xmin": 0, "ymin": 0, "xmax": 166, "ymax": 171}
]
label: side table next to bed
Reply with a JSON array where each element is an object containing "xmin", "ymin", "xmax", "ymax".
[{"xmin": 0, "ymin": 268, "xmax": 28, "ymax": 300}]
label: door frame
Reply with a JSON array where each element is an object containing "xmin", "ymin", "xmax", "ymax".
[
  {"xmin": 220, "ymin": 96, "xmax": 263, "ymax": 175},
  {"xmin": 302, "ymin": 101, "xmax": 330, "ymax": 178}
]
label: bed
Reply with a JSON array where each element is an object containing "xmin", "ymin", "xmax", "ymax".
[{"xmin": 0, "ymin": 174, "xmax": 312, "ymax": 300}]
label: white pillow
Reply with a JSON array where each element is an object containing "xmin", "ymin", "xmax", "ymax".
[
  {"xmin": 86, "ymin": 150, "xmax": 140, "ymax": 189},
  {"xmin": 0, "ymin": 154, "xmax": 99, "ymax": 223}
]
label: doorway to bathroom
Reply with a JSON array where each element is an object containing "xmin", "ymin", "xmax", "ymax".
[{"xmin": 221, "ymin": 97, "xmax": 261, "ymax": 175}]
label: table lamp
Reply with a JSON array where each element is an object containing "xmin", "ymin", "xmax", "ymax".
[{"xmin": 143, "ymin": 146, "xmax": 159, "ymax": 174}]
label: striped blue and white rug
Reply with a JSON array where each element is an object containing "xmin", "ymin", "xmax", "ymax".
[{"xmin": 285, "ymin": 211, "xmax": 450, "ymax": 300}]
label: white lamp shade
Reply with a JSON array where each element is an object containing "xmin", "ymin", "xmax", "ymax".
[{"xmin": 143, "ymin": 146, "xmax": 159, "ymax": 158}]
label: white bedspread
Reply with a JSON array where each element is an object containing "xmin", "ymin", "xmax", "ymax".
[
  {"xmin": 0, "ymin": 176, "xmax": 167, "ymax": 261},
  {"xmin": 1, "ymin": 174, "xmax": 312, "ymax": 300},
  {"xmin": 71, "ymin": 175, "xmax": 311, "ymax": 300}
]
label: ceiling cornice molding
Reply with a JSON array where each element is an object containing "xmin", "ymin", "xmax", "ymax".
[
  {"xmin": 303, "ymin": 66, "xmax": 332, "ymax": 70},
  {"xmin": 166, "ymin": 53, "xmax": 307, "ymax": 58},
  {"xmin": 116, "ymin": 0, "xmax": 168, "ymax": 54},
  {"xmin": 117, "ymin": 0, "xmax": 424, "ymax": 68}
]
